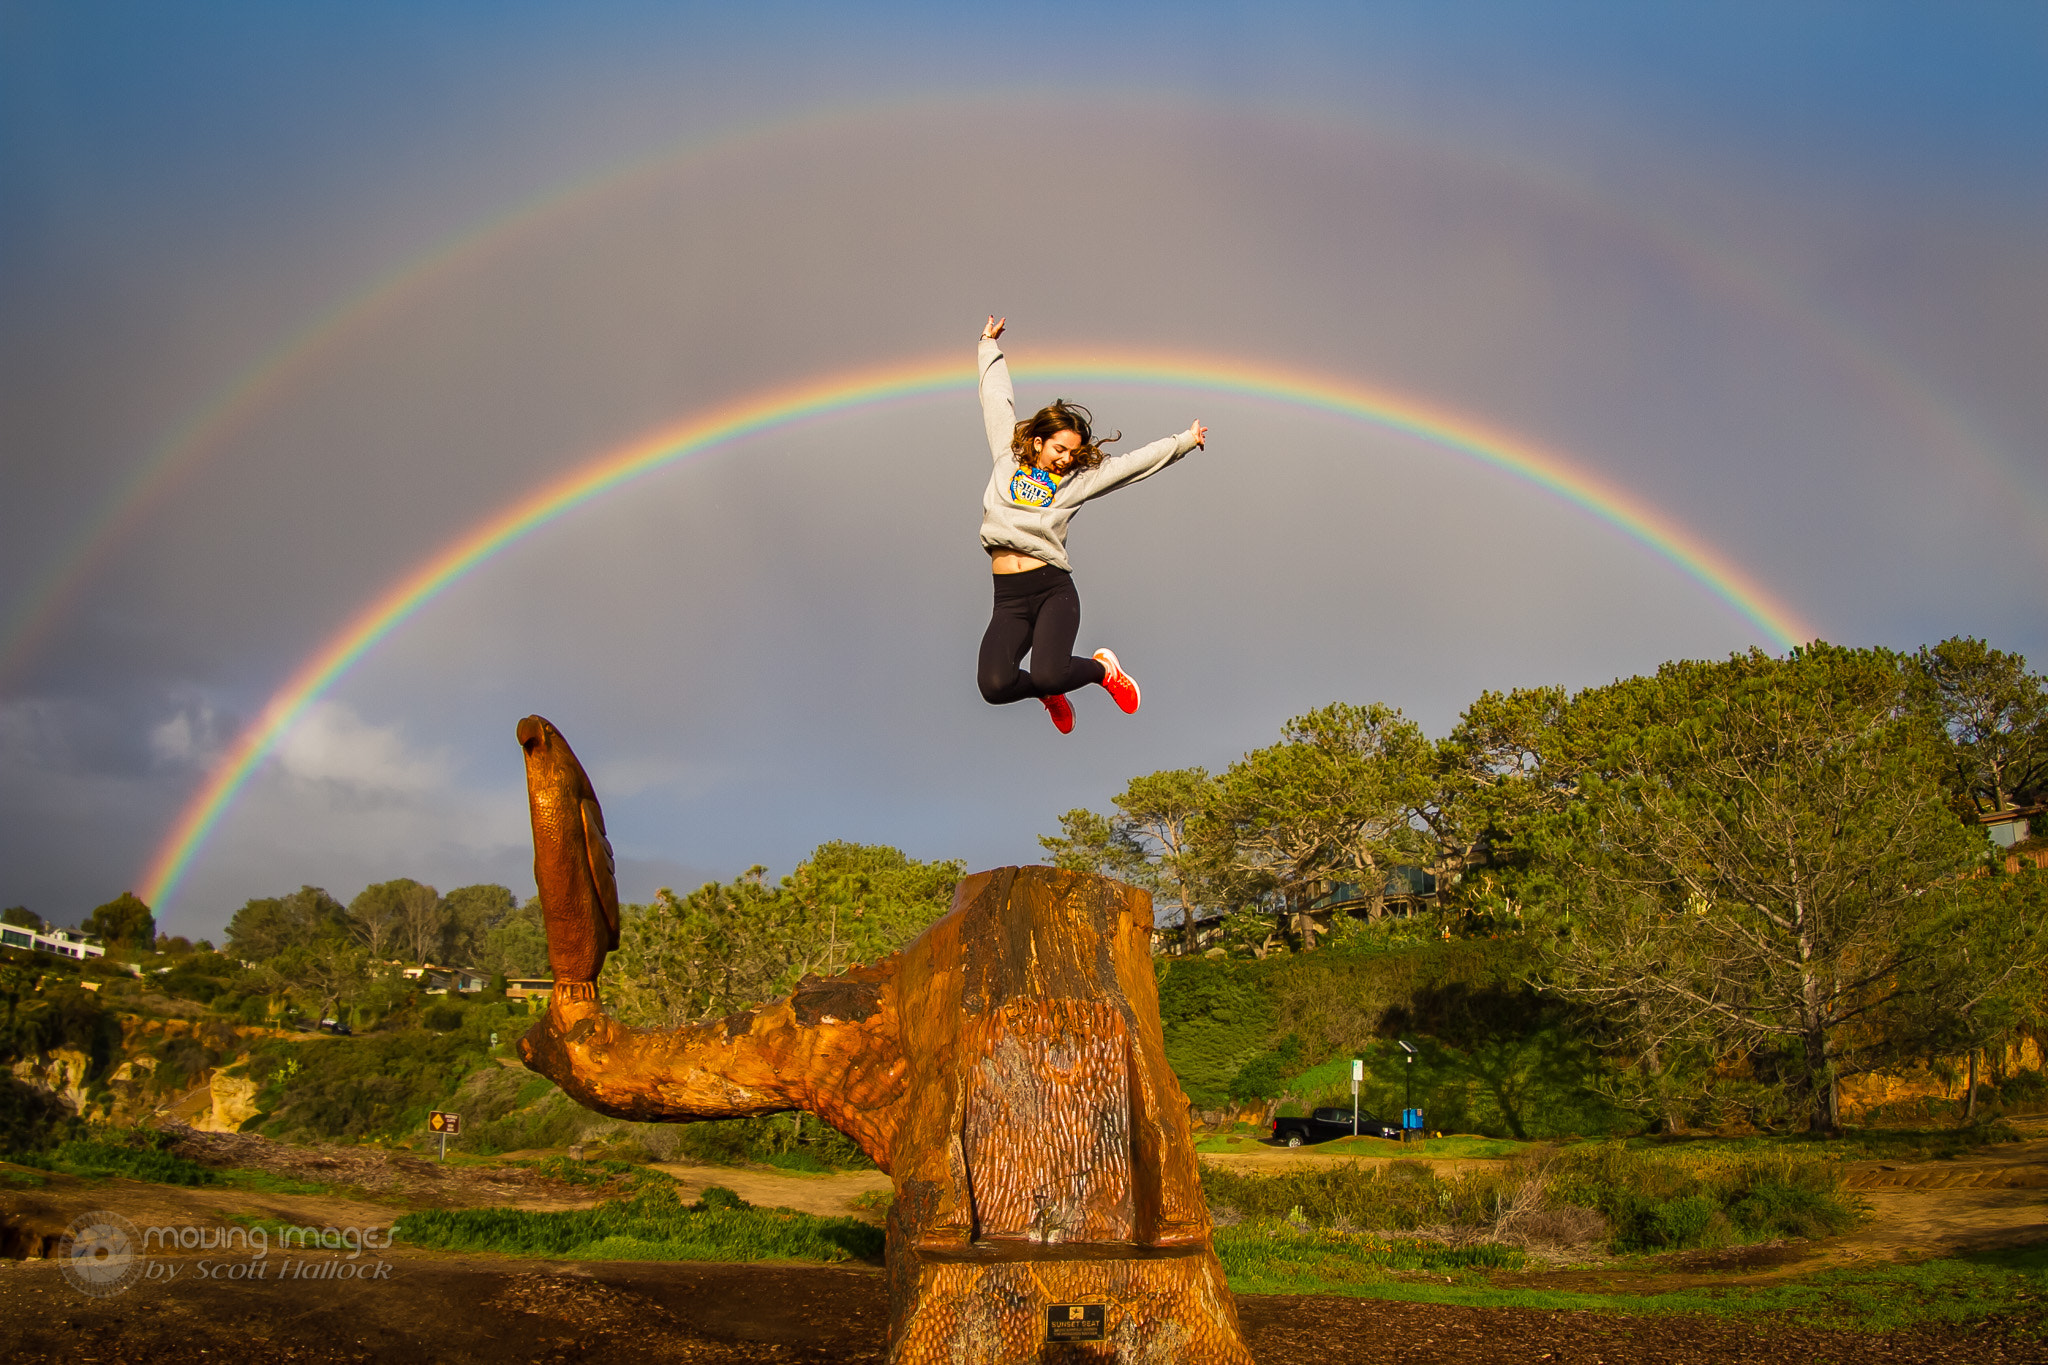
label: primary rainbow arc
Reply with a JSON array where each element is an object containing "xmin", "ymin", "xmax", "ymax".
[{"xmin": 138, "ymin": 349, "xmax": 1814, "ymax": 911}]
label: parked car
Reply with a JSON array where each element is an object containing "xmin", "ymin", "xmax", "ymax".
[
  {"xmin": 316, "ymin": 1018, "xmax": 353, "ymax": 1036},
  {"xmin": 1270, "ymin": 1107, "xmax": 1401, "ymax": 1146}
]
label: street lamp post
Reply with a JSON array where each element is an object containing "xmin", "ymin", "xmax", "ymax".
[{"xmin": 1397, "ymin": 1040, "xmax": 1418, "ymax": 1144}]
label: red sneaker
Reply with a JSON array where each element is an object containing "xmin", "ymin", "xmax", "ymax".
[
  {"xmin": 1093, "ymin": 649, "xmax": 1141, "ymax": 714},
  {"xmin": 1041, "ymin": 693, "xmax": 1075, "ymax": 734}
]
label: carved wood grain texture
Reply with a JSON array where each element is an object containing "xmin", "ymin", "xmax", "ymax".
[{"xmin": 519, "ymin": 841, "xmax": 1253, "ymax": 1362}]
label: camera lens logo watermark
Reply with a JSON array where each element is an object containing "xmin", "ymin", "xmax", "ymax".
[
  {"xmin": 54, "ymin": 1216, "xmax": 398, "ymax": 1298},
  {"xmin": 58, "ymin": 1210, "xmax": 145, "ymax": 1299}
]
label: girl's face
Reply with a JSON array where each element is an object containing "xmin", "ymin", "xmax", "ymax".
[{"xmin": 1033, "ymin": 429, "xmax": 1083, "ymax": 475}]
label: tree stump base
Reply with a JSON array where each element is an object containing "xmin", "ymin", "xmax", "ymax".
[{"xmin": 888, "ymin": 1238, "xmax": 1249, "ymax": 1364}]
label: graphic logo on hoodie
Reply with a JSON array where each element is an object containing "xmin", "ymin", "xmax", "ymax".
[{"xmin": 1009, "ymin": 466, "xmax": 1060, "ymax": 508}]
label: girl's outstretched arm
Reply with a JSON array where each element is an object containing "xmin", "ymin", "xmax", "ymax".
[
  {"xmin": 977, "ymin": 316, "xmax": 1015, "ymax": 464},
  {"xmin": 1065, "ymin": 417, "xmax": 1209, "ymax": 502}
]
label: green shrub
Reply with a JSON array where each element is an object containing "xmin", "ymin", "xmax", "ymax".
[
  {"xmin": 759, "ymin": 1149, "xmax": 832, "ymax": 1173},
  {"xmin": 1202, "ymin": 1143, "xmax": 1860, "ymax": 1255},
  {"xmin": 1550, "ymin": 1143, "xmax": 1859, "ymax": 1252},
  {"xmin": 1203, "ymin": 1158, "xmax": 1513, "ymax": 1231},
  {"xmin": 465, "ymin": 1089, "xmax": 588, "ymax": 1155},
  {"xmin": 1994, "ymin": 1068, "xmax": 2047, "ymax": 1106},
  {"xmin": 670, "ymin": 1113, "xmax": 875, "ymax": 1171},
  {"xmin": 697, "ymin": 1184, "xmax": 748, "ymax": 1211},
  {"xmin": 528, "ymin": 1155, "xmax": 640, "ymax": 1187},
  {"xmin": 8, "ymin": 1129, "xmax": 215, "ymax": 1186},
  {"xmin": 0, "ymin": 1076, "xmax": 79, "ymax": 1152},
  {"xmin": 1650, "ymin": 1195, "xmax": 1721, "ymax": 1248},
  {"xmin": 1228, "ymin": 1034, "xmax": 1305, "ymax": 1103},
  {"xmin": 249, "ymin": 1028, "xmax": 491, "ymax": 1140},
  {"xmin": 394, "ymin": 1179, "xmax": 879, "ymax": 1263},
  {"xmin": 1155, "ymin": 956, "xmax": 1282, "ymax": 1107},
  {"xmin": 1155, "ymin": 938, "xmax": 1627, "ymax": 1136}
]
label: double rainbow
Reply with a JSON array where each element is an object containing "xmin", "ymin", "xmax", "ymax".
[{"xmin": 138, "ymin": 349, "xmax": 1813, "ymax": 911}]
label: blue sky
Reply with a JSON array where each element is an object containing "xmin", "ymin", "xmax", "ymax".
[{"xmin": 3, "ymin": 2, "xmax": 2044, "ymax": 935}]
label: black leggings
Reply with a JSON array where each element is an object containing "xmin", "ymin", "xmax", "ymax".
[{"xmin": 977, "ymin": 565, "xmax": 1107, "ymax": 704}]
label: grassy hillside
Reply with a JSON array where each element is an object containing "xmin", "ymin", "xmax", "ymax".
[{"xmin": 1156, "ymin": 932, "xmax": 1629, "ymax": 1137}]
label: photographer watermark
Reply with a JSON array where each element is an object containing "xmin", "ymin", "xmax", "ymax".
[
  {"xmin": 57, "ymin": 1211, "xmax": 397, "ymax": 1298},
  {"xmin": 56, "ymin": 1211, "xmax": 144, "ymax": 1298}
]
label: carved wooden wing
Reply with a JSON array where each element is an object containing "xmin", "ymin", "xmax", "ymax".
[{"xmin": 580, "ymin": 796, "xmax": 620, "ymax": 949}]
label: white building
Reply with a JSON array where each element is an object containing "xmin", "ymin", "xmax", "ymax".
[{"xmin": 0, "ymin": 925, "xmax": 106, "ymax": 961}]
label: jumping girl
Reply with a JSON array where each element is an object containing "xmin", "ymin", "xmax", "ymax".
[{"xmin": 975, "ymin": 316, "xmax": 1207, "ymax": 733}]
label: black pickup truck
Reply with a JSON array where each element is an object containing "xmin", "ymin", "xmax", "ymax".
[{"xmin": 1271, "ymin": 1107, "xmax": 1402, "ymax": 1146}]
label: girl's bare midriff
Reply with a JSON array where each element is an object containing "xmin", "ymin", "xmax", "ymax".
[{"xmin": 989, "ymin": 549, "xmax": 1049, "ymax": 574}]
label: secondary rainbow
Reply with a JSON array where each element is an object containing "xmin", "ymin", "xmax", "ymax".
[
  {"xmin": 138, "ymin": 348, "xmax": 1815, "ymax": 911},
  {"xmin": 17, "ymin": 100, "xmax": 2024, "ymax": 692}
]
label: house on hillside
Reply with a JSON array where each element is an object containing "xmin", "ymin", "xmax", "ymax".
[
  {"xmin": 0, "ymin": 925, "xmax": 106, "ymax": 961},
  {"xmin": 401, "ymin": 963, "xmax": 491, "ymax": 994},
  {"xmin": 1981, "ymin": 804, "xmax": 2048, "ymax": 874},
  {"xmin": 1309, "ymin": 866, "xmax": 1439, "ymax": 920},
  {"xmin": 1150, "ymin": 866, "xmax": 1445, "ymax": 957},
  {"xmin": 504, "ymin": 977, "xmax": 554, "ymax": 1001},
  {"xmin": 1982, "ymin": 805, "xmax": 2041, "ymax": 850},
  {"xmin": 1149, "ymin": 905, "xmax": 1229, "ymax": 956}
]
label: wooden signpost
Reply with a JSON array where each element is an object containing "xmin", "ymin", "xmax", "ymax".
[{"xmin": 427, "ymin": 1109, "xmax": 459, "ymax": 1161}]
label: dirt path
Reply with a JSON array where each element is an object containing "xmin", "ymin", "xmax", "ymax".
[
  {"xmin": 1, "ymin": 1252, "xmax": 2039, "ymax": 1363},
  {"xmin": 646, "ymin": 1163, "xmax": 891, "ymax": 1218},
  {"xmin": 1834, "ymin": 1137, "xmax": 2048, "ymax": 1259}
]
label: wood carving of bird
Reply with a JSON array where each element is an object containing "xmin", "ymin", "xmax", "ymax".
[{"xmin": 516, "ymin": 715, "xmax": 619, "ymax": 985}]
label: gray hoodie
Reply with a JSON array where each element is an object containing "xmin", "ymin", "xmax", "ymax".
[{"xmin": 978, "ymin": 337, "xmax": 1200, "ymax": 573}]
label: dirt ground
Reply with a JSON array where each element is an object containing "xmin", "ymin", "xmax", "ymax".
[
  {"xmin": 2, "ymin": 1250, "xmax": 2040, "ymax": 1364},
  {"xmin": 645, "ymin": 1162, "xmax": 892, "ymax": 1218},
  {"xmin": 4, "ymin": 1132, "xmax": 2046, "ymax": 1363},
  {"xmin": 1836, "ymin": 1140, "xmax": 2048, "ymax": 1260}
]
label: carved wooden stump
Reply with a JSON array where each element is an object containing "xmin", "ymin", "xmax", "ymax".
[
  {"xmin": 877, "ymin": 868, "xmax": 1252, "ymax": 1363},
  {"xmin": 513, "ymin": 722, "xmax": 1252, "ymax": 1362}
]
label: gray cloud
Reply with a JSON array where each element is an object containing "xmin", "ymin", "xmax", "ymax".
[{"xmin": 4, "ymin": 76, "xmax": 2043, "ymax": 937}]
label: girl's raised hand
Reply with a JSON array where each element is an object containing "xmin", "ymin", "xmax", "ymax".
[
  {"xmin": 983, "ymin": 315, "xmax": 1006, "ymax": 341},
  {"xmin": 1188, "ymin": 419, "xmax": 1208, "ymax": 449}
]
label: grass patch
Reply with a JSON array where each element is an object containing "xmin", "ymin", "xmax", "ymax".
[
  {"xmin": 6, "ymin": 1135, "xmax": 216, "ymax": 1186},
  {"xmin": 393, "ymin": 1180, "xmax": 881, "ymax": 1264},
  {"xmin": 1201, "ymin": 1142, "xmax": 1860, "ymax": 1254},
  {"xmin": 1195, "ymin": 1134, "xmax": 1265, "ymax": 1153},
  {"xmin": 1628, "ymin": 1123, "xmax": 2023, "ymax": 1166},
  {"xmin": 758, "ymin": 1149, "xmax": 834, "ymax": 1174},
  {"xmin": 1217, "ymin": 1221, "xmax": 1524, "ymax": 1292},
  {"xmin": 1228, "ymin": 1247, "xmax": 2048, "ymax": 1334},
  {"xmin": 216, "ymin": 1168, "xmax": 344, "ymax": 1198},
  {"xmin": 524, "ymin": 1156, "xmax": 652, "ymax": 1190},
  {"xmin": 1391, "ymin": 1135, "xmax": 1532, "ymax": 1159},
  {"xmin": 1197, "ymin": 1133, "xmax": 1529, "ymax": 1159}
]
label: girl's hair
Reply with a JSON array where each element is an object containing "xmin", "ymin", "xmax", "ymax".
[{"xmin": 1012, "ymin": 399, "xmax": 1119, "ymax": 472}]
